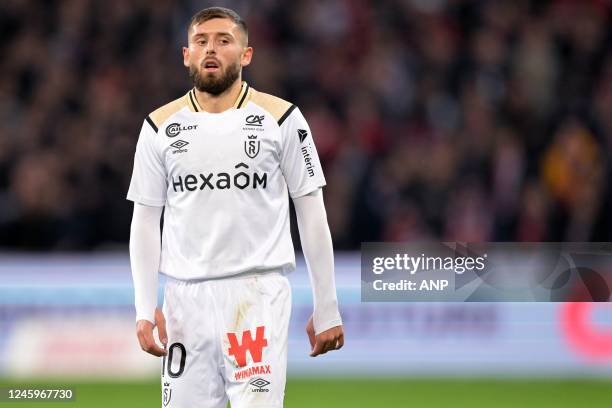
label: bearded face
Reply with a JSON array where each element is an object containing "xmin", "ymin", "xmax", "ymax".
[
  {"xmin": 189, "ymin": 59, "xmax": 241, "ymax": 96},
  {"xmin": 183, "ymin": 18, "xmax": 252, "ymax": 98}
]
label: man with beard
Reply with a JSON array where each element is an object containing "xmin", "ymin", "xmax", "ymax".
[{"xmin": 126, "ymin": 7, "xmax": 344, "ymax": 408}]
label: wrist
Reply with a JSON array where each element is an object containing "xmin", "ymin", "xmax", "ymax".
[
  {"xmin": 135, "ymin": 310, "xmax": 156, "ymax": 324},
  {"xmin": 313, "ymin": 305, "xmax": 342, "ymax": 335}
]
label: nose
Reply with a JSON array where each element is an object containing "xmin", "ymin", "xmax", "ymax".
[{"xmin": 205, "ymin": 41, "xmax": 216, "ymax": 54}]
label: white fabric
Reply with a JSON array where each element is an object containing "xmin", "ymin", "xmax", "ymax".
[
  {"xmin": 161, "ymin": 272, "xmax": 291, "ymax": 408},
  {"xmin": 127, "ymin": 121, "xmax": 167, "ymax": 206},
  {"xmin": 130, "ymin": 189, "xmax": 343, "ymax": 334},
  {"xmin": 293, "ymin": 189, "xmax": 342, "ymax": 334},
  {"xmin": 127, "ymin": 101, "xmax": 326, "ymax": 281},
  {"xmin": 129, "ymin": 202, "xmax": 163, "ymax": 323}
]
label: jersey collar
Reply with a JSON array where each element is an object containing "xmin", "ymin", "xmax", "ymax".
[{"xmin": 187, "ymin": 82, "xmax": 251, "ymax": 112}]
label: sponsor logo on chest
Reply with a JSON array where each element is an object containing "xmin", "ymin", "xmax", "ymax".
[
  {"xmin": 243, "ymin": 114, "xmax": 265, "ymax": 132},
  {"xmin": 166, "ymin": 122, "xmax": 198, "ymax": 137},
  {"xmin": 167, "ymin": 115, "xmax": 267, "ymax": 156},
  {"xmin": 171, "ymin": 163, "xmax": 268, "ymax": 192}
]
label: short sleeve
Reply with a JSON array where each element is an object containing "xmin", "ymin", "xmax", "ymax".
[
  {"xmin": 279, "ymin": 108, "xmax": 326, "ymax": 198},
  {"xmin": 126, "ymin": 118, "xmax": 167, "ymax": 206}
]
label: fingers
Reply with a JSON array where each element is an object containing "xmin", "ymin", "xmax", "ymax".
[
  {"xmin": 155, "ymin": 308, "xmax": 168, "ymax": 346},
  {"xmin": 309, "ymin": 338, "xmax": 325, "ymax": 357},
  {"xmin": 310, "ymin": 326, "xmax": 344, "ymax": 357},
  {"xmin": 136, "ymin": 320, "xmax": 167, "ymax": 357},
  {"xmin": 335, "ymin": 332, "xmax": 344, "ymax": 350},
  {"xmin": 309, "ymin": 336, "xmax": 337, "ymax": 357},
  {"xmin": 310, "ymin": 337, "xmax": 334, "ymax": 357},
  {"xmin": 306, "ymin": 317, "xmax": 316, "ymax": 349}
]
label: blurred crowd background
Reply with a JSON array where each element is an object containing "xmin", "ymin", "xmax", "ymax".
[{"xmin": 1, "ymin": 0, "xmax": 611, "ymax": 250}]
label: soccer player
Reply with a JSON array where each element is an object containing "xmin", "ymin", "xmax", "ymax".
[{"xmin": 127, "ymin": 7, "xmax": 344, "ymax": 408}]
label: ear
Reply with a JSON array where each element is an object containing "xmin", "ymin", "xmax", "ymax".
[
  {"xmin": 241, "ymin": 47, "xmax": 253, "ymax": 67},
  {"xmin": 182, "ymin": 46, "xmax": 190, "ymax": 68}
]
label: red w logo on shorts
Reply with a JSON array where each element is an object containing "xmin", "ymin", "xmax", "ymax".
[{"xmin": 227, "ymin": 326, "xmax": 268, "ymax": 367}]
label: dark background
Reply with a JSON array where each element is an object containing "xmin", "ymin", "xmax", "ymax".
[{"xmin": 1, "ymin": 0, "xmax": 611, "ymax": 250}]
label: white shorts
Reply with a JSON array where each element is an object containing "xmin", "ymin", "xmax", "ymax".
[{"xmin": 160, "ymin": 272, "xmax": 292, "ymax": 408}]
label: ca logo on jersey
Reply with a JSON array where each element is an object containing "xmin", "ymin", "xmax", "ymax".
[
  {"xmin": 244, "ymin": 135, "xmax": 260, "ymax": 158},
  {"xmin": 245, "ymin": 115, "xmax": 264, "ymax": 127}
]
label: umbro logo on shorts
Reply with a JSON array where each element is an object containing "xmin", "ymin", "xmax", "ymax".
[{"xmin": 249, "ymin": 377, "xmax": 270, "ymax": 393}]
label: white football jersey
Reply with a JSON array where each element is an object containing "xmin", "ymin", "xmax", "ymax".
[{"xmin": 127, "ymin": 82, "xmax": 326, "ymax": 280}]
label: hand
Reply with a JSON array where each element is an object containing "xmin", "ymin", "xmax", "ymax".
[
  {"xmin": 136, "ymin": 307, "xmax": 168, "ymax": 357},
  {"xmin": 306, "ymin": 315, "xmax": 344, "ymax": 357}
]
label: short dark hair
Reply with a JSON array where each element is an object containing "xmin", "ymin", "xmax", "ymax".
[{"xmin": 188, "ymin": 7, "xmax": 248, "ymax": 44}]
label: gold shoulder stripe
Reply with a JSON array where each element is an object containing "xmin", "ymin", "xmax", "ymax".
[
  {"xmin": 188, "ymin": 90, "xmax": 200, "ymax": 112},
  {"xmin": 249, "ymin": 89, "xmax": 294, "ymax": 124},
  {"xmin": 148, "ymin": 92, "xmax": 192, "ymax": 129},
  {"xmin": 188, "ymin": 89, "xmax": 204, "ymax": 112},
  {"xmin": 235, "ymin": 82, "xmax": 251, "ymax": 109}
]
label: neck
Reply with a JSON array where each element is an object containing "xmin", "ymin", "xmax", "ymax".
[{"xmin": 193, "ymin": 78, "xmax": 243, "ymax": 113}]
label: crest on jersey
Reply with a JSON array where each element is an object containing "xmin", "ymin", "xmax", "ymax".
[
  {"xmin": 162, "ymin": 383, "xmax": 172, "ymax": 406},
  {"xmin": 244, "ymin": 135, "xmax": 260, "ymax": 159}
]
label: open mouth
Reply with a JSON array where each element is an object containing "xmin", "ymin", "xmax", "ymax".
[{"xmin": 203, "ymin": 60, "xmax": 220, "ymax": 72}]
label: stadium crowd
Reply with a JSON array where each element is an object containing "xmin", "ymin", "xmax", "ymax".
[{"xmin": 0, "ymin": 0, "xmax": 611, "ymax": 249}]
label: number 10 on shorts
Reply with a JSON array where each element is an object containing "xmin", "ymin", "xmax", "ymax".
[{"xmin": 162, "ymin": 343, "xmax": 186, "ymax": 378}]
